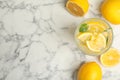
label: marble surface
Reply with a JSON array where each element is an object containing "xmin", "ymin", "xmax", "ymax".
[{"xmin": 0, "ymin": 0, "xmax": 120, "ymax": 80}]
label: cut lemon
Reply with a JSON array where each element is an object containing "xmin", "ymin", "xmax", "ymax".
[
  {"xmin": 100, "ymin": 48, "xmax": 120, "ymax": 67},
  {"xmin": 77, "ymin": 32, "xmax": 92, "ymax": 42},
  {"xmin": 86, "ymin": 34, "xmax": 106, "ymax": 52},
  {"xmin": 66, "ymin": 0, "xmax": 89, "ymax": 16}
]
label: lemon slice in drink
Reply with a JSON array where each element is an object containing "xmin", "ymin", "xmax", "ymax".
[
  {"xmin": 77, "ymin": 32, "xmax": 92, "ymax": 42},
  {"xmin": 66, "ymin": 0, "xmax": 89, "ymax": 16},
  {"xmin": 86, "ymin": 34, "xmax": 106, "ymax": 52},
  {"xmin": 87, "ymin": 22, "xmax": 106, "ymax": 32}
]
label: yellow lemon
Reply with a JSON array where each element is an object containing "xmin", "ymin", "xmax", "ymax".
[
  {"xmin": 86, "ymin": 34, "xmax": 106, "ymax": 52},
  {"xmin": 77, "ymin": 32, "xmax": 92, "ymax": 42},
  {"xmin": 66, "ymin": 0, "xmax": 89, "ymax": 16},
  {"xmin": 100, "ymin": 48, "xmax": 120, "ymax": 67},
  {"xmin": 77, "ymin": 62, "xmax": 102, "ymax": 80},
  {"xmin": 101, "ymin": 0, "xmax": 120, "ymax": 24}
]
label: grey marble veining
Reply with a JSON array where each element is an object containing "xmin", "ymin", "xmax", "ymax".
[{"xmin": 0, "ymin": 0, "xmax": 120, "ymax": 80}]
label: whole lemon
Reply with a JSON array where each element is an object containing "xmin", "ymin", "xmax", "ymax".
[
  {"xmin": 101, "ymin": 0, "xmax": 120, "ymax": 24},
  {"xmin": 77, "ymin": 62, "xmax": 102, "ymax": 80}
]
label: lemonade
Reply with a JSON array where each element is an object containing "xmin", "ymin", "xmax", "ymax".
[{"xmin": 75, "ymin": 18, "xmax": 113, "ymax": 55}]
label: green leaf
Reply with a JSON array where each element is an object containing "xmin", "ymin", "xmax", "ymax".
[{"xmin": 79, "ymin": 23, "xmax": 88, "ymax": 32}]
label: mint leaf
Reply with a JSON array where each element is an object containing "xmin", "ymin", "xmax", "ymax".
[
  {"xmin": 103, "ymin": 28, "xmax": 112, "ymax": 32},
  {"xmin": 106, "ymin": 37, "xmax": 108, "ymax": 44},
  {"xmin": 79, "ymin": 23, "xmax": 88, "ymax": 32}
]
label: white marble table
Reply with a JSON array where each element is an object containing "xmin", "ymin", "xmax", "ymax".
[{"xmin": 0, "ymin": 0, "xmax": 120, "ymax": 80}]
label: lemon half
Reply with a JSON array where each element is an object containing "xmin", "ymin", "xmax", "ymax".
[
  {"xmin": 66, "ymin": 0, "xmax": 89, "ymax": 16},
  {"xmin": 100, "ymin": 48, "xmax": 120, "ymax": 67}
]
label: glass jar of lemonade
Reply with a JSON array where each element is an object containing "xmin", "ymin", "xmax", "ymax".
[{"xmin": 75, "ymin": 18, "xmax": 113, "ymax": 56}]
